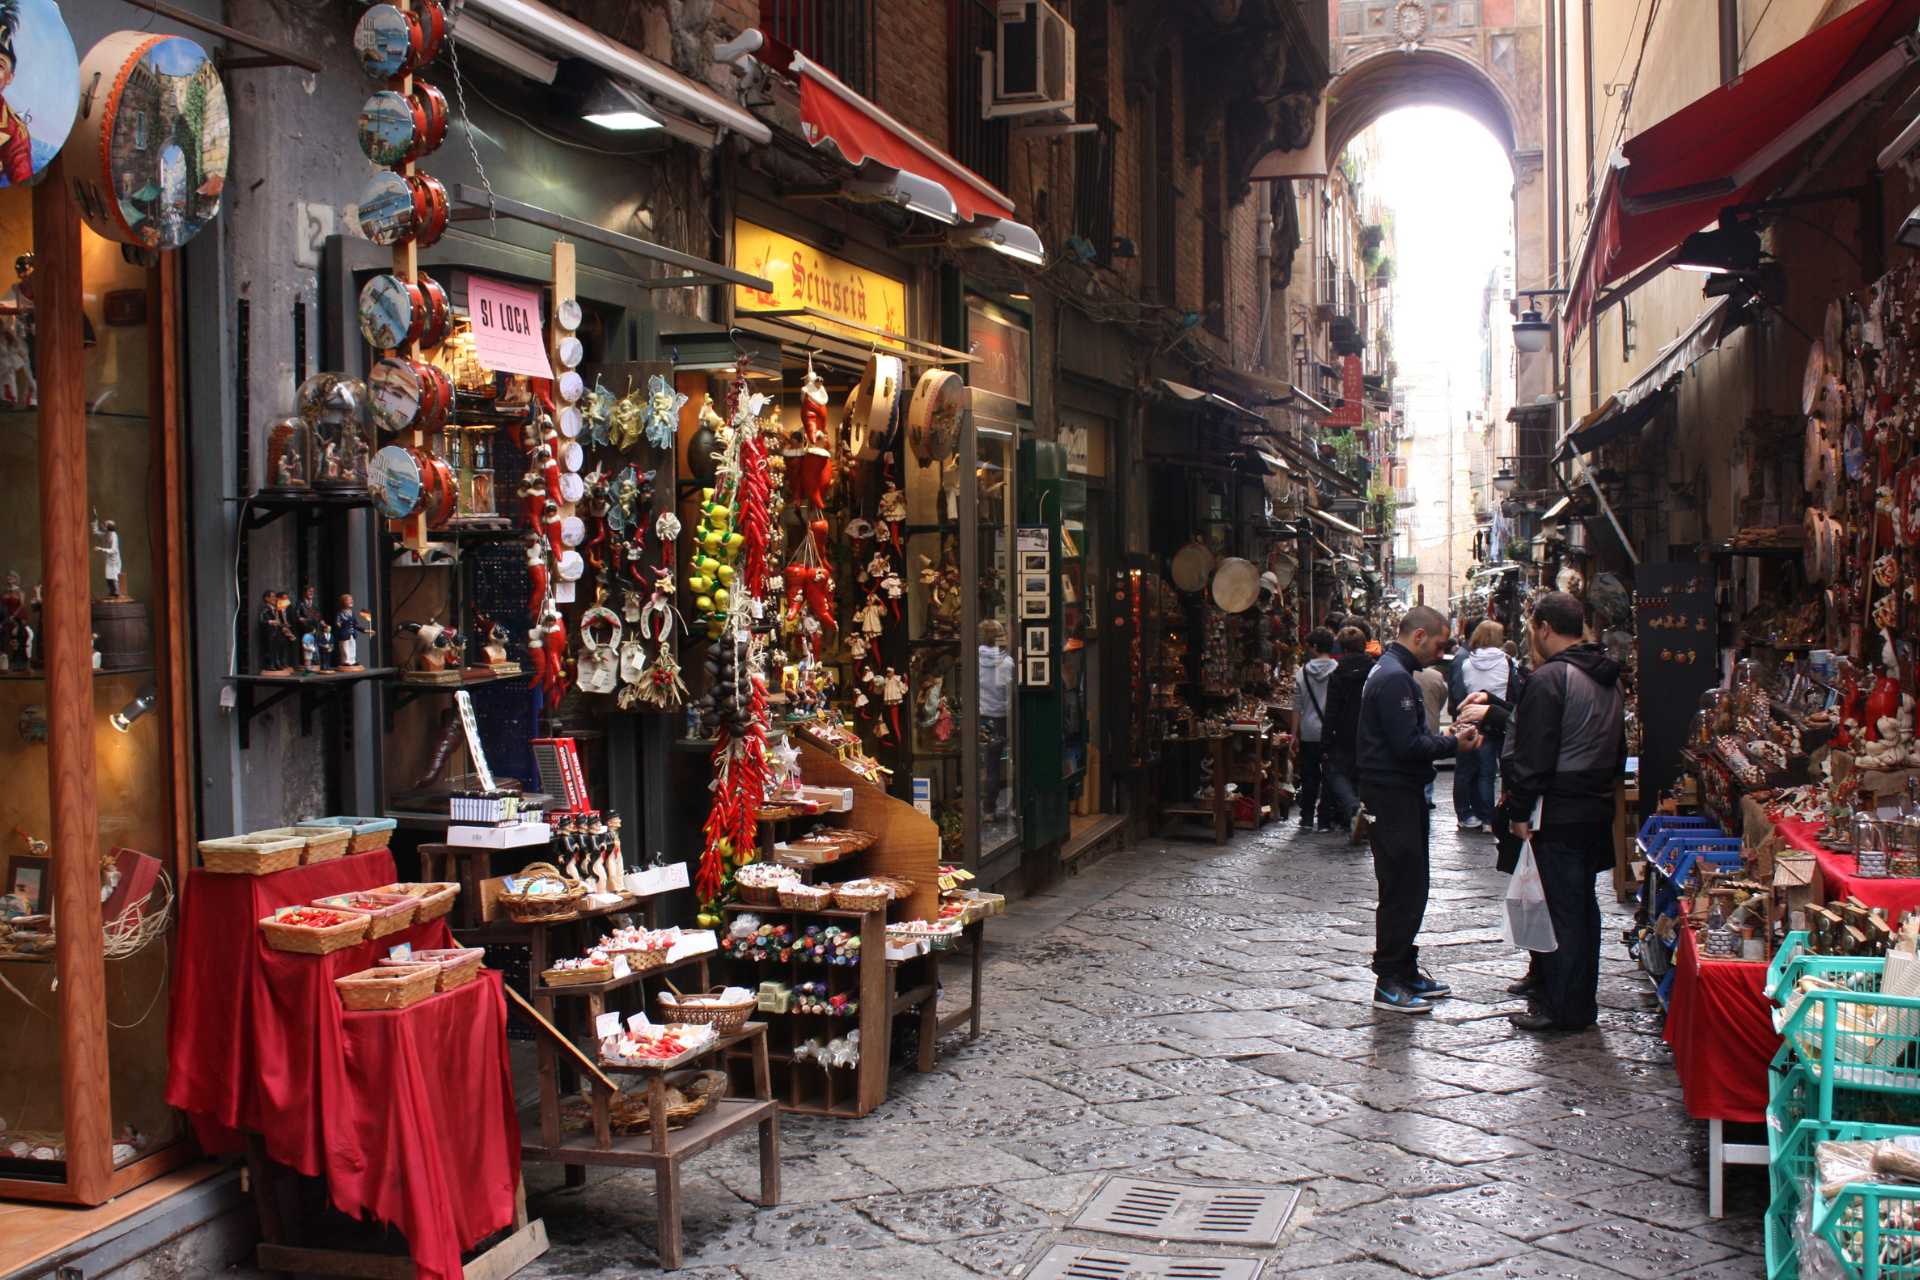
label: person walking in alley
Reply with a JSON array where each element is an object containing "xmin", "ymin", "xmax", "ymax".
[
  {"xmin": 1292, "ymin": 628, "xmax": 1339, "ymax": 831},
  {"xmin": 1320, "ymin": 625, "xmax": 1375, "ymax": 838},
  {"xmin": 1358, "ymin": 605, "xmax": 1483, "ymax": 1014},
  {"xmin": 1501, "ymin": 591, "xmax": 1625, "ymax": 1033},
  {"xmin": 1453, "ymin": 620, "xmax": 1520, "ymax": 832}
]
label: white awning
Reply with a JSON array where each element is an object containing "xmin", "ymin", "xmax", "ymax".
[
  {"xmin": 1307, "ymin": 506, "xmax": 1365, "ymax": 537},
  {"xmin": 1158, "ymin": 379, "xmax": 1266, "ymax": 424},
  {"xmin": 1619, "ymin": 296, "xmax": 1731, "ymax": 411}
]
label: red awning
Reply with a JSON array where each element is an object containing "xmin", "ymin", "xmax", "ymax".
[
  {"xmin": 789, "ymin": 53, "xmax": 1017, "ymax": 225},
  {"xmin": 1565, "ymin": 0, "xmax": 1920, "ymax": 343}
]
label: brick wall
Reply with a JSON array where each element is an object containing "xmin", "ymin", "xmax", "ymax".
[{"xmin": 874, "ymin": 0, "xmax": 949, "ymax": 148}]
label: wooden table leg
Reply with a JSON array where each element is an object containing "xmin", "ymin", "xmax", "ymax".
[
  {"xmin": 968, "ymin": 921, "xmax": 983, "ymax": 1040},
  {"xmin": 1214, "ymin": 737, "xmax": 1231, "ymax": 844},
  {"xmin": 757, "ymin": 1106, "xmax": 781, "ymax": 1208},
  {"xmin": 648, "ymin": 1073, "xmax": 670, "ymax": 1155},
  {"xmin": 917, "ymin": 951, "xmax": 939, "ymax": 1072},
  {"xmin": 655, "ymin": 1161, "xmax": 683, "ymax": 1271},
  {"xmin": 751, "ymin": 1026, "xmax": 771, "ymax": 1102}
]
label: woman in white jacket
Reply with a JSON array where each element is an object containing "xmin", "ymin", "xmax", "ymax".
[{"xmin": 1454, "ymin": 620, "xmax": 1517, "ymax": 830}]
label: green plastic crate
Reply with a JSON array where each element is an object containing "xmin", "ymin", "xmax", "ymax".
[
  {"xmin": 1771, "ymin": 931, "xmax": 1812, "ymax": 1001},
  {"xmin": 1767, "ymin": 1186, "xmax": 1799, "ymax": 1280},
  {"xmin": 1774, "ymin": 957, "xmax": 1920, "ymax": 1115}
]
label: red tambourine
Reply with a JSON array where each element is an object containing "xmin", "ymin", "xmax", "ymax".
[
  {"xmin": 409, "ymin": 174, "xmax": 448, "ymax": 248},
  {"xmin": 423, "ymin": 363, "xmax": 454, "ymax": 431},
  {"xmin": 419, "ymin": 275, "xmax": 451, "ymax": 349},
  {"xmin": 358, "ymin": 273, "xmax": 428, "ymax": 351},
  {"xmin": 416, "ymin": 1, "xmax": 447, "ymax": 67},
  {"xmin": 412, "ymin": 82, "xmax": 448, "ymax": 159},
  {"xmin": 421, "ymin": 450, "xmax": 458, "ymax": 527}
]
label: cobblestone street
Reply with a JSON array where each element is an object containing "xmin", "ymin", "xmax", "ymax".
[{"xmin": 520, "ymin": 776, "xmax": 1767, "ymax": 1279}]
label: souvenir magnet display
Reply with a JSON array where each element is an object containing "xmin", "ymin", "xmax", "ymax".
[{"xmin": 70, "ymin": 32, "xmax": 230, "ymax": 249}]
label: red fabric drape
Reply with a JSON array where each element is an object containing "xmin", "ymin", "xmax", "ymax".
[
  {"xmin": 1664, "ymin": 926, "xmax": 1779, "ymax": 1123},
  {"xmin": 1566, "ymin": 0, "xmax": 1918, "ymax": 341},
  {"xmin": 166, "ymin": 853, "xmax": 521, "ymax": 1280}
]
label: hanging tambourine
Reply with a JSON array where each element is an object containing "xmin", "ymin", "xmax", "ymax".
[
  {"xmin": 369, "ymin": 444, "xmax": 425, "ymax": 519},
  {"xmin": 1804, "ymin": 417, "xmax": 1829, "ymax": 493},
  {"xmin": 556, "ymin": 549, "xmax": 585, "ymax": 582},
  {"xmin": 1169, "ymin": 541, "xmax": 1214, "ymax": 593},
  {"xmin": 71, "ymin": 32, "xmax": 229, "ymax": 248},
  {"xmin": 846, "ymin": 353, "xmax": 902, "ymax": 462},
  {"xmin": 1210, "ymin": 557, "xmax": 1259, "ymax": 613},
  {"xmin": 560, "ymin": 515, "xmax": 586, "ymax": 548},
  {"xmin": 369, "ymin": 356, "xmax": 450, "ymax": 435},
  {"xmin": 1803, "ymin": 342, "xmax": 1827, "ymax": 416},
  {"xmin": 558, "ymin": 406, "xmax": 584, "ymax": 439},
  {"xmin": 0, "ymin": 0, "xmax": 80, "ymax": 189},
  {"xmin": 575, "ymin": 607, "xmax": 621, "ymax": 694},
  {"xmin": 906, "ymin": 369, "xmax": 965, "ymax": 467},
  {"xmin": 421, "ymin": 451, "xmax": 457, "ymax": 526},
  {"xmin": 352, "ymin": 2, "xmax": 444, "ymax": 82},
  {"xmin": 357, "ymin": 84, "xmax": 447, "ymax": 168}
]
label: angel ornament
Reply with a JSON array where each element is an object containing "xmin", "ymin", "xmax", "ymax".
[{"xmin": 643, "ymin": 373, "xmax": 688, "ymax": 450}]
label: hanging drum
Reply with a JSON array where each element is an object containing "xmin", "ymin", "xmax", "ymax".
[
  {"xmin": 906, "ymin": 369, "xmax": 965, "ymax": 467},
  {"xmin": 1803, "ymin": 341, "xmax": 1827, "ymax": 416},
  {"xmin": 369, "ymin": 444, "xmax": 425, "ymax": 519},
  {"xmin": 1210, "ymin": 557, "xmax": 1260, "ymax": 613},
  {"xmin": 71, "ymin": 32, "xmax": 230, "ymax": 249},
  {"xmin": 846, "ymin": 352, "xmax": 903, "ymax": 462},
  {"xmin": 1169, "ymin": 541, "xmax": 1214, "ymax": 593}
]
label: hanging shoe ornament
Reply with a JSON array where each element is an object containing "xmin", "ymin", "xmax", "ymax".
[{"xmin": 643, "ymin": 373, "xmax": 687, "ymax": 450}]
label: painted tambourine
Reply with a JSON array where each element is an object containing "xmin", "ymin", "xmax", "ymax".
[
  {"xmin": 556, "ymin": 336, "xmax": 584, "ymax": 369},
  {"xmin": 1169, "ymin": 541, "xmax": 1214, "ymax": 593},
  {"xmin": 71, "ymin": 32, "xmax": 229, "ymax": 249},
  {"xmin": 357, "ymin": 84, "xmax": 447, "ymax": 168},
  {"xmin": 352, "ymin": 2, "xmax": 445, "ymax": 82},
  {"xmin": 421, "ymin": 451, "xmax": 457, "ymax": 526},
  {"xmin": 556, "ymin": 549, "xmax": 585, "ymax": 581},
  {"xmin": 557, "ymin": 406, "xmax": 584, "ymax": 439},
  {"xmin": 906, "ymin": 369, "xmax": 965, "ymax": 467},
  {"xmin": 0, "ymin": 0, "xmax": 80, "ymax": 189},
  {"xmin": 1803, "ymin": 341, "xmax": 1827, "ymax": 416},
  {"xmin": 369, "ymin": 444, "xmax": 425, "ymax": 519},
  {"xmin": 356, "ymin": 171, "xmax": 446, "ymax": 248},
  {"xmin": 557, "ymin": 370, "xmax": 585, "ymax": 404},
  {"xmin": 560, "ymin": 515, "xmax": 586, "ymax": 547},
  {"xmin": 558, "ymin": 471, "xmax": 586, "ymax": 504},
  {"xmin": 845, "ymin": 353, "xmax": 903, "ymax": 462},
  {"xmin": 358, "ymin": 273, "xmax": 449, "ymax": 352},
  {"xmin": 368, "ymin": 356, "xmax": 451, "ymax": 435},
  {"xmin": 1210, "ymin": 557, "xmax": 1260, "ymax": 613}
]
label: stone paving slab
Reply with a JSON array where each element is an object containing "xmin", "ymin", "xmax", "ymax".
[{"xmin": 510, "ymin": 776, "xmax": 1757, "ymax": 1277}]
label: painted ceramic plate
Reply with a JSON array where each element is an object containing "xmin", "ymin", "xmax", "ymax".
[
  {"xmin": 357, "ymin": 90, "xmax": 419, "ymax": 166},
  {"xmin": 353, "ymin": 5, "xmax": 415, "ymax": 80},
  {"xmin": 556, "ymin": 298, "xmax": 582, "ymax": 331},
  {"xmin": 357, "ymin": 170, "xmax": 417, "ymax": 245},
  {"xmin": 368, "ymin": 357, "xmax": 427, "ymax": 434},
  {"xmin": 556, "ymin": 336, "xmax": 584, "ymax": 369},
  {"xmin": 557, "ymin": 370, "xmax": 585, "ymax": 403},
  {"xmin": 71, "ymin": 33, "xmax": 229, "ymax": 248},
  {"xmin": 557, "ymin": 406, "xmax": 583, "ymax": 439},
  {"xmin": 0, "ymin": 0, "xmax": 80, "ymax": 188},
  {"xmin": 369, "ymin": 444, "xmax": 425, "ymax": 519},
  {"xmin": 556, "ymin": 549, "xmax": 585, "ymax": 581},
  {"xmin": 560, "ymin": 516, "xmax": 586, "ymax": 547},
  {"xmin": 358, "ymin": 274, "xmax": 419, "ymax": 351},
  {"xmin": 558, "ymin": 440, "xmax": 584, "ymax": 471},
  {"xmin": 558, "ymin": 471, "xmax": 585, "ymax": 504}
]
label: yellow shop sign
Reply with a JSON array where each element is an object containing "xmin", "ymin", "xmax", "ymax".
[{"xmin": 733, "ymin": 220, "xmax": 907, "ymax": 348}]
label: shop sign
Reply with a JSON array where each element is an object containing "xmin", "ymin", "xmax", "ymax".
[
  {"xmin": 1059, "ymin": 407, "xmax": 1106, "ymax": 476},
  {"xmin": 466, "ymin": 275, "xmax": 553, "ymax": 379},
  {"xmin": 0, "ymin": 0, "xmax": 79, "ymax": 187},
  {"xmin": 1323, "ymin": 354, "xmax": 1364, "ymax": 427},
  {"xmin": 968, "ymin": 304, "xmax": 1030, "ymax": 406},
  {"xmin": 733, "ymin": 219, "xmax": 906, "ymax": 347}
]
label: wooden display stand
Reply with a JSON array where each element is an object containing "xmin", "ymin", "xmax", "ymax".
[
  {"xmin": 1152, "ymin": 734, "xmax": 1233, "ymax": 844},
  {"xmin": 505, "ymin": 990, "xmax": 778, "ymax": 1273},
  {"xmin": 1229, "ymin": 725, "xmax": 1286, "ymax": 829}
]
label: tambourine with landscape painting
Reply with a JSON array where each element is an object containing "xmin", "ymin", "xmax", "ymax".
[
  {"xmin": 357, "ymin": 83, "xmax": 448, "ymax": 168},
  {"xmin": 352, "ymin": 2, "xmax": 445, "ymax": 83}
]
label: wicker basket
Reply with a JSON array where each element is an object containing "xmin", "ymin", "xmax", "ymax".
[
  {"xmin": 833, "ymin": 885, "xmax": 892, "ymax": 913},
  {"xmin": 252, "ymin": 825, "xmax": 351, "ymax": 865},
  {"xmin": 657, "ymin": 988, "xmax": 756, "ymax": 1035},
  {"xmin": 736, "ymin": 880, "xmax": 791, "ymax": 907},
  {"xmin": 372, "ymin": 882, "xmax": 461, "ymax": 922},
  {"xmin": 380, "ymin": 947, "xmax": 483, "ymax": 991},
  {"xmin": 498, "ymin": 862, "xmax": 587, "ymax": 923},
  {"xmin": 298, "ymin": 816, "xmax": 397, "ymax": 854},
  {"xmin": 313, "ymin": 891, "xmax": 418, "ymax": 939},
  {"xmin": 335, "ymin": 964, "xmax": 437, "ymax": 1011},
  {"xmin": 542, "ymin": 963, "xmax": 614, "ymax": 987},
  {"xmin": 199, "ymin": 834, "xmax": 305, "ymax": 876},
  {"xmin": 560, "ymin": 1071, "xmax": 727, "ymax": 1135},
  {"xmin": 604, "ymin": 946, "xmax": 670, "ymax": 973},
  {"xmin": 778, "ymin": 883, "xmax": 836, "ymax": 910},
  {"xmin": 259, "ymin": 906, "xmax": 370, "ymax": 954}
]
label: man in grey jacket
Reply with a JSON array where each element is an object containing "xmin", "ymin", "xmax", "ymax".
[
  {"xmin": 1292, "ymin": 629, "xmax": 1338, "ymax": 831},
  {"xmin": 1501, "ymin": 591, "xmax": 1626, "ymax": 1032}
]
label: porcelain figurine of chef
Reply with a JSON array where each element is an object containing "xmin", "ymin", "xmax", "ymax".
[{"xmin": 91, "ymin": 518, "xmax": 127, "ymax": 600}]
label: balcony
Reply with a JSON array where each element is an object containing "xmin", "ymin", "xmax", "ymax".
[
  {"xmin": 1392, "ymin": 487, "xmax": 1415, "ymax": 507},
  {"xmin": 1393, "ymin": 557, "xmax": 1419, "ymax": 576}
]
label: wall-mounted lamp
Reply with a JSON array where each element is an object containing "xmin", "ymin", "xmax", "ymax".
[
  {"xmin": 1493, "ymin": 466, "xmax": 1518, "ymax": 495},
  {"xmin": 1671, "ymin": 221, "xmax": 1762, "ymax": 273},
  {"xmin": 1898, "ymin": 204, "xmax": 1920, "ymax": 251},
  {"xmin": 110, "ymin": 683, "xmax": 160, "ymax": 733},
  {"xmin": 578, "ymin": 78, "xmax": 665, "ymax": 131},
  {"xmin": 1511, "ymin": 288, "xmax": 1566, "ymax": 354}
]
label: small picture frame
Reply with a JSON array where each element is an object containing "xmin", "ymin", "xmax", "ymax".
[
  {"xmin": 1016, "ymin": 526, "xmax": 1049, "ymax": 553},
  {"xmin": 1024, "ymin": 626, "xmax": 1050, "ymax": 656},
  {"xmin": 1020, "ymin": 574, "xmax": 1050, "ymax": 598},
  {"xmin": 1023, "ymin": 656, "xmax": 1051, "ymax": 686},
  {"xmin": 1020, "ymin": 595, "xmax": 1051, "ymax": 619},
  {"xmin": 6, "ymin": 854, "xmax": 50, "ymax": 916},
  {"xmin": 1020, "ymin": 551, "xmax": 1050, "ymax": 574}
]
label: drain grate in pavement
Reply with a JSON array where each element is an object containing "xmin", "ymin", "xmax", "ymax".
[
  {"xmin": 1068, "ymin": 1177, "xmax": 1298, "ymax": 1245},
  {"xmin": 1024, "ymin": 1244, "xmax": 1264, "ymax": 1280}
]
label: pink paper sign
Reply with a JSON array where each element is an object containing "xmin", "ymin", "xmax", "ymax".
[{"xmin": 466, "ymin": 275, "xmax": 553, "ymax": 379}]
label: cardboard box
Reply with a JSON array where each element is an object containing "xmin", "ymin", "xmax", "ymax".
[{"xmin": 448, "ymin": 821, "xmax": 551, "ymax": 849}]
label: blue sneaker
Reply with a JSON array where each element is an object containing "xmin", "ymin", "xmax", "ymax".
[
  {"xmin": 1404, "ymin": 968, "xmax": 1451, "ymax": 998},
  {"xmin": 1372, "ymin": 979, "xmax": 1434, "ymax": 1015}
]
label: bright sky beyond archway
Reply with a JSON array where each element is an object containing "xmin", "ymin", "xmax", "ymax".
[{"xmin": 1364, "ymin": 107, "xmax": 1515, "ymax": 377}]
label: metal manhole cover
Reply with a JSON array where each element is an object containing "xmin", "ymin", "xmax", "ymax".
[
  {"xmin": 1024, "ymin": 1244, "xmax": 1264, "ymax": 1280},
  {"xmin": 1068, "ymin": 1177, "xmax": 1298, "ymax": 1245}
]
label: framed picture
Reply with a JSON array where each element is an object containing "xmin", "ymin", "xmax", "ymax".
[
  {"xmin": 1023, "ymin": 656, "xmax": 1051, "ymax": 686},
  {"xmin": 1020, "ymin": 551, "xmax": 1050, "ymax": 574},
  {"xmin": 1024, "ymin": 626, "xmax": 1051, "ymax": 656},
  {"xmin": 7, "ymin": 855, "xmax": 50, "ymax": 916},
  {"xmin": 1020, "ymin": 574, "xmax": 1050, "ymax": 598},
  {"xmin": 1016, "ymin": 525, "xmax": 1049, "ymax": 553},
  {"xmin": 1019, "ymin": 595, "xmax": 1051, "ymax": 619}
]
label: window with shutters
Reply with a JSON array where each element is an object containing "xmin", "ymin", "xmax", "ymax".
[{"xmin": 759, "ymin": 0, "xmax": 874, "ymax": 98}]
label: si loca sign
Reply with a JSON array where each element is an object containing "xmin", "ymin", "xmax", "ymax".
[{"xmin": 464, "ymin": 274, "xmax": 552, "ymax": 379}]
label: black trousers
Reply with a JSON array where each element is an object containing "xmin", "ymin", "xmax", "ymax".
[
  {"xmin": 1531, "ymin": 828, "xmax": 1610, "ymax": 1029},
  {"xmin": 1296, "ymin": 740, "xmax": 1327, "ymax": 824},
  {"xmin": 1362, "ymin": 782, "xmax": 1430, "ymax": 982}
]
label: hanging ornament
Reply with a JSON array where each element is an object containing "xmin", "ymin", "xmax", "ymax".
[{"xmin": 643, "ymin": 373, "xmax": 687, "ymax": 450}]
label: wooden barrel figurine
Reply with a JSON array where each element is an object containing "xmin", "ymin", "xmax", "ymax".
[{"xmin": 91, "ymin": 599, "xmax": 152, "ymax": 672}]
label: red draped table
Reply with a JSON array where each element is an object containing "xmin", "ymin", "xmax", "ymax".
[
  {"xmin": 1777, "ymin": 816, "xmax": 1920, "ymax": 915},
  {"xmin": 165, "ymin": 852, "xmax": 529, "ymax": 1280},
  {"xmin": 1664, "ymin": 925, "xmax": 1778, "ymax": 1124}
]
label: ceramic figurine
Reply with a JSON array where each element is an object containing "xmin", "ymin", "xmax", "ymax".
[
  {"xmin": 335, "ymin": 595, "xmax": 368, "ymax": 670},
  {"xmin": 294, "ymin": 586, "xmax": 333, "ymax": 672},
  {"xmin": 257, "ymin": 590, "xmax": 293, "ymax": 675},
  {"xmin": 91, "ymin": 517, "xmax": 126, "ymax": 600}
]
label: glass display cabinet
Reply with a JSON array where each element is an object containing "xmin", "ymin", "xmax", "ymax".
[{"xmin": 0, "ymin": 165, "xmax": 196, "ymax": 1205}]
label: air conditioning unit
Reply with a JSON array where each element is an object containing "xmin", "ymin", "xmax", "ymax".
[{"xmin": 981, "ymin": 1, "xmax": 1075, "ymax": 120}]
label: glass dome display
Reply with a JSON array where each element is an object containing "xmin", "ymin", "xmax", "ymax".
[
  {"xmin": 300, "ymin": 373, "xmax": 373, "ymax": 491},
  {"xmin": 260, "ymin": 413, "xmax": 310, "ymax": 492}
]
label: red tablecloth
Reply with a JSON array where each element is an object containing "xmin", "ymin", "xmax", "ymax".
[
  {"xmin": 1777, "ymin": 817, "xmax": 1920, "ymax": 915},
  {"xmin": 166, "ymin": 852, "xmax": 521, "ymax": 1280},
  {"xmin": 1664, "ymin": 926, "xmax": 1780, "ymax": 1123}
]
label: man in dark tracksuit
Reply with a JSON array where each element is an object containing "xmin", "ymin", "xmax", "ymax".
[
  {"xmin": 1357, "ymin": 605, "xmax": 1483, "ymax": 1014},
  {"xmin": 1319, "ymin": 626, "xmax": 1376, "ymax": 835},
  {"xmin": 1501, "ymin": 590, "xmax": 1626, "ymax": 1032}
]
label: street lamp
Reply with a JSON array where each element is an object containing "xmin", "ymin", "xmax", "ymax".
[
  {"xmin": 1493, "ymin": 466, "xmax": 1517, "ymax": 495},
  {"xmin": 1511, "ymin": 288, "xmax": 1566, "ymax": 354}
]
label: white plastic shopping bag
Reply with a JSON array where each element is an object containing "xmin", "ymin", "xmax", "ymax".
[{"xmin": 1501, "ymin": 840, "xmax": 1559, "ymax": 953}]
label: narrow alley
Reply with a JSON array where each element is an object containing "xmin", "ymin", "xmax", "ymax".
[{"xmin": 516, "ymin": 774, "xmax": 1761, "ymax": 1280}]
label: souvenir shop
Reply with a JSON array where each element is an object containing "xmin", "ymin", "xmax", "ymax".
[{"xmin": 1, "ymin": 0, "xmax": 1010, "ymax": 1273}]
